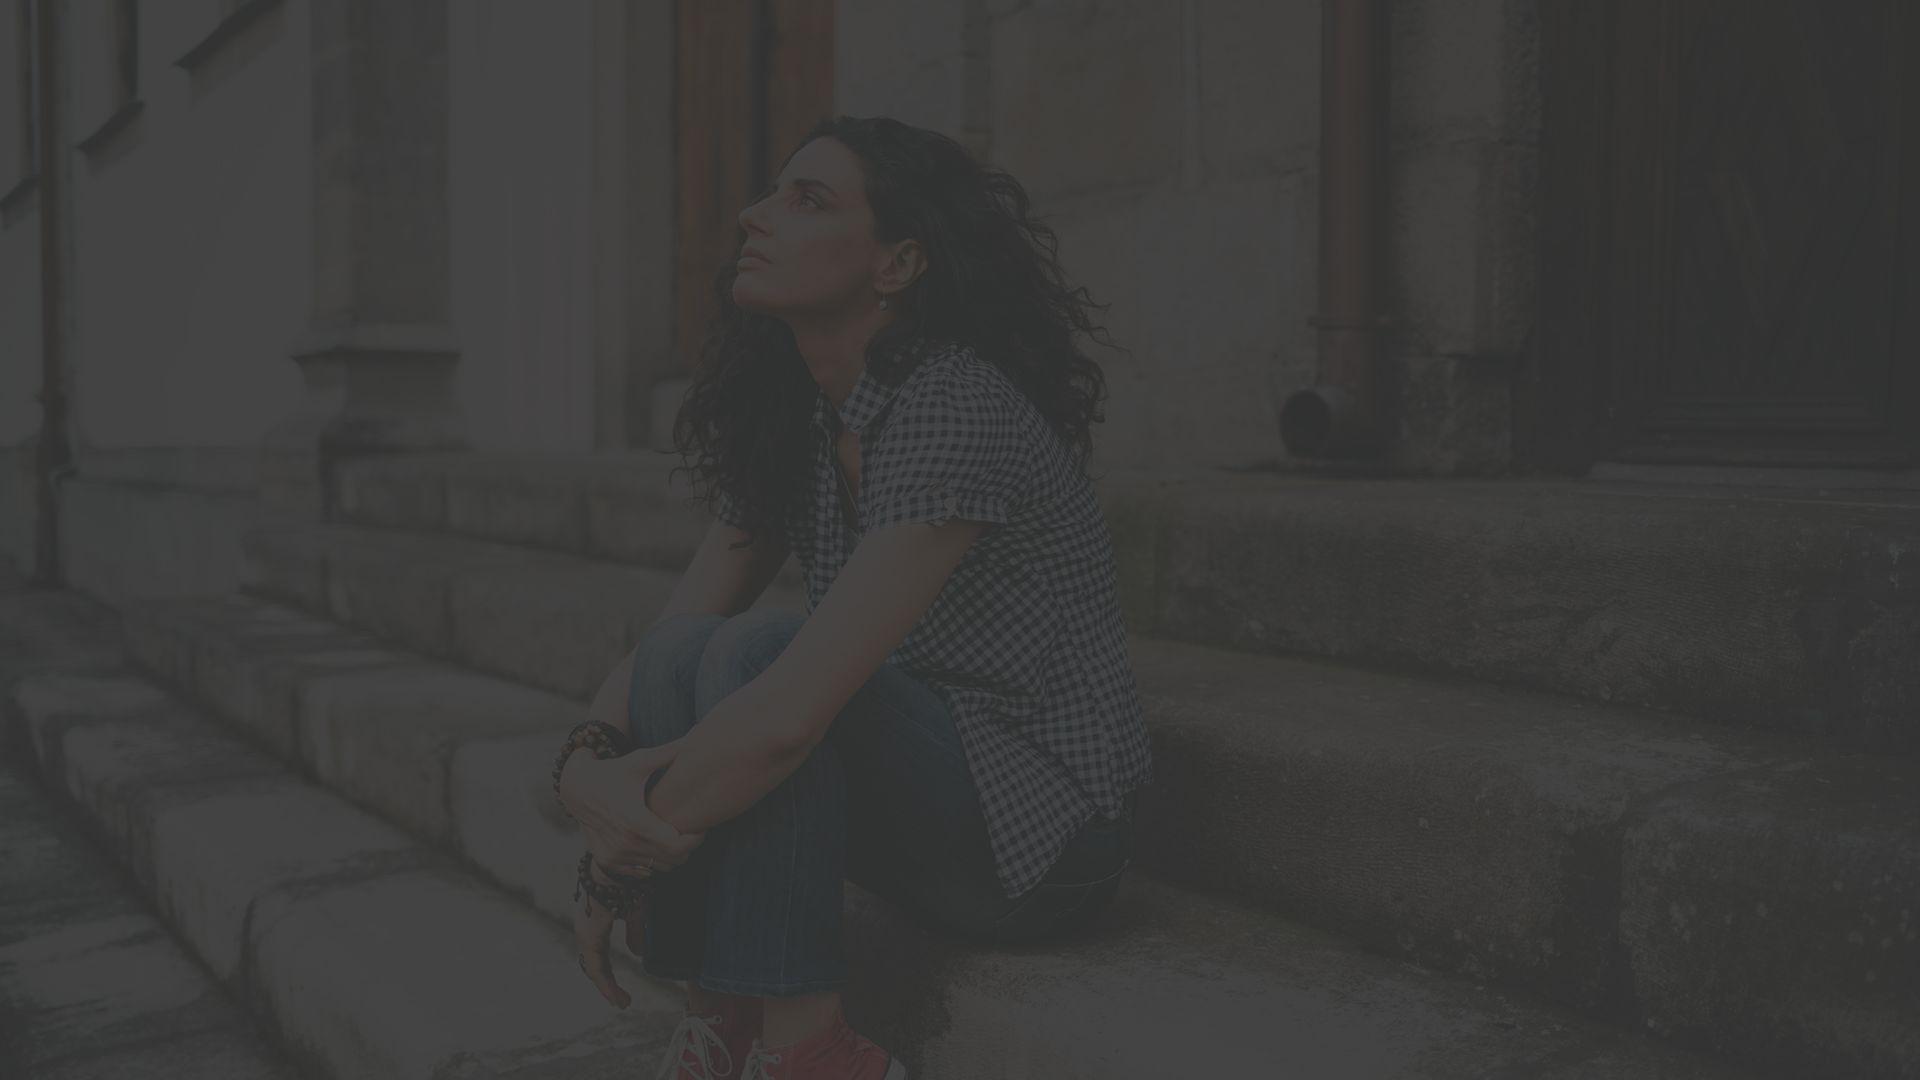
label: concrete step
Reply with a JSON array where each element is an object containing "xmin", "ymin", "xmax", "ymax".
[
  {"xmin": 228, "ymin": 516, "xmax": 1920, "ymax": 1077},
  {"xmin": 0, "ymin": 762, "xmax": 301, "ymax": 1079},
  {"xmin": 0, "ymin": 587, "xmax": 1748, "ymax": 1079},
  {"xmin": 323, "ymin": 450, "xmax": 1920, "ymax": 754}
]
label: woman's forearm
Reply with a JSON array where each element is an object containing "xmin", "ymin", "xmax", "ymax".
[
  {"xmin": 587, "ymin": 646, "xmax": 638, "ymax": 733},
  {"xmin": 641, "ymin": 686, "xmax": 806, "ymax": 834}
]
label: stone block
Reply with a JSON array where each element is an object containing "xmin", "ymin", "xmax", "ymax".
[
  {"xmin": 246, "ymin": 868, "xmax": 676, "ymax": 1078},
  {"xmin": 334, "ymin": 452, "xmax": 452, "ymax": 532},
  {"xmin": 294, "ymin": 662, "xmax": 579, "ymax": 844},
  {"xmin": 990, "ymin": 1, "xmax": 1186, "ymax": 201},
  {"xmin": 51, "ymin": 711, "xmax": 289, "ymax": 894},
  {"xmin": 446, "ymin": 556, "xmax": 666, "ymax": 701},
  {"xmin": 1620, "ymin": 755, "xmax": 1920, "ymax": 1078},
  {"xmin": 189, "ymin": 613, "xmax": 409, "ymax": 763},
  {"xmin": 449, "ymin": 731, "xmax": 585, "ymax": 922},
  {"xmin": 0, "ymin": 910, "xmax": 254, "ymax": 1072},
  {"xmin": 145, "ymin": 782, "xmax": 419, "ymax": 985},
  {"xmin": 239, "ymin": 521, "xmax": 331, "ymax": 613},
  {"xmin": 1151, "ymin": 474, "xmax": 1920, "ymax": 752},
  {"xmin": 323, "ymin": 529, "xmax": 516, "ymax": 659},
  {"xmin": 582, "ymin": 451, "xmax": 712, "ymax": 571},
  {"xmin": 7, "ymin": 670, "xmax": 174, "ymax": 782},
  {"xmin": 1126, "ymin": 634, "xmax": 1795, "ymax": 1011},
  {"xmin": 442, "ymin": 455, "xmax": 594, "ymax": 553}
]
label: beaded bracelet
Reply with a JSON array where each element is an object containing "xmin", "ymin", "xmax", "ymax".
[
  {"xmin": 551, "ymin": 719, "xmax": 634, "ymax": 820},
  {"xmin": 574, "ymin": 850, "xmax": 649, "ymax": 919}
]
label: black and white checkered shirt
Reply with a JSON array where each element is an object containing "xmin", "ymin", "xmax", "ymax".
[{"xmin": 715, "ymin": 339, "xmax": 1154, "ymax": 899}]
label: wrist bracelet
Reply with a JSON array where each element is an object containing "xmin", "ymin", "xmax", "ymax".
[
  {"xmin": 551, "ymin": 720, "xmax": 635, "ymax": 820},
  {"xmin": 574, "ymin": 850, "xmax": 650, "ymax": 919}
]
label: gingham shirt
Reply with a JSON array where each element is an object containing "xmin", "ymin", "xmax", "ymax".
[{"xmin": 716, "ymin": 339, "xmax": 1154, "ymax": 899}]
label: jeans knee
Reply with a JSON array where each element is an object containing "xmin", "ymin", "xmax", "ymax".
[
  {"xmin": 698, "ymin": 608, "xmax": 807, "ymax": 691},
  {"xmin": 630, "ymin": 613, "xmax": 726, "ymax": 743}
]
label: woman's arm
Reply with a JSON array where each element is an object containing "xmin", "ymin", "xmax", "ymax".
[{"xmin": 641, "ymin": 519, "xmax": 983, "ymax": 833}]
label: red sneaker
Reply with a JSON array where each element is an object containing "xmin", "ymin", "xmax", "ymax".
[
  {"xmin": 658, "ymin": 994, "xmax": 763, "ymax": 1079},
  {"xmin": 740, "ymin": 1006, "xmax": 907, "ymax": 1080}
]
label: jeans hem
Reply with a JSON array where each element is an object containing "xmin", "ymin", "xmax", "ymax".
[{"xmin": 692, "ymin": 972, "xmax": 849, "ymax": 996}]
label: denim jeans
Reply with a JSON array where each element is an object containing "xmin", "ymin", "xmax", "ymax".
[{"xmin": 625, "ymin": 608, "xmax": 1134, "ymax": 996}]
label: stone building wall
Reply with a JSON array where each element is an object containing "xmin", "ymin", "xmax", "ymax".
[{"xmin": 837, "ymin": 0, "xmax": 1539, "ymax": 476}]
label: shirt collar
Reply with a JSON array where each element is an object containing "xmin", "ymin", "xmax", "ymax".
[{"xmin": 811, "ymin": 337, "xmax": 946, "ymax": 438}]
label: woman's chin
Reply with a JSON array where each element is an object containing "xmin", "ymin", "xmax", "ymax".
[{"xmin": 730, "ymin": 283, "xmax": 781, "ymax": 315}]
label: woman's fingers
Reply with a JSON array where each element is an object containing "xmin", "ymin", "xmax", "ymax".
[{"xmin": 573, "ymin": 904, "xmax": 630, "ymax": 1009}]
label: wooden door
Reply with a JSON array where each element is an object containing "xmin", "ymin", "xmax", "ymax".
[
  {"xmin": 672, "ymin": 0, "xmax": 835, "ymax": 372},
  {"xmin": 1527, "ymin": 0, "xmax": 1919, "ymax": 471}
]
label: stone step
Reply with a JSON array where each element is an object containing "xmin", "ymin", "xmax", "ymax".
[
  {"xmin": 227, "ymin": 515, "xmax": 1920, "ymax": 1077},
  {"xmin": 0, "ymin": 587, "xmax": 1747, "ymax": 1079},
  {"xmin": 0, "ymin": 762, "xmax": 302, "ymax": 1079},
  {"xmin": 323, "ymin": 450, "xmax": 1920, "ymax": 754}
]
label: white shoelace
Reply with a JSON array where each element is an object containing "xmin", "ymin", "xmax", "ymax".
[
  {"xmin": 657, "ymin": 1013, "xmax": 733, "ymax": 1080},
  {"xmin": 739, "ymin": 1043, "xmax": 781, "ymax": 1080}
]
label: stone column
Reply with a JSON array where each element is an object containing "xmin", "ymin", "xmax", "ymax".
[{"xmin": 261, "ymin": 0, "xmax": 465, "ymax": 519}]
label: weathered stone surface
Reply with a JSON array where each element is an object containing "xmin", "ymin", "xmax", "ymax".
[
  {"xmin": 445, "ymin": 555, "xmax": 663, "ymax": 701},
  {"xmin": 1621, "ymin": 755, "xmax": 1920, "ymax": 1080},
  {"xmin": 449, "ymin": 731, "xmax": 583, "ymax": 921},
  {"xmin": 239, "ymin": 520, "xmax": 332, "ymax": 613},
  {"xmin": 0, "ymin": 767, "xmax": 298, "ymax": 1079},
  {"xmin": 1128, "ymin": 635, "xmax": 1799, "ymax": 1012},
  {"xmin": 335, "ymin": 453, "xmax": 452, "ymax": 534},
  {"xmin": 989, "ymin": 1, "xmax": 1185, "ymax": 202},
  {"xmin": 0, "ymin": 581, "xmax": 1779, "ymax": 1077},
  {"xmin": 1155, "ymin": 475, "xmax": 1920, "ymax": 754},
  {"xmin": 246, "ymin": 868, "xmax": 675, "ymax": 1078},
  {"xmin": 322, "ymin": 528, "xmax": 521, "ymax": 661},
  {"xmin": 441, "ymin": 455, "xmax": 595, "ymax": 554},
  {"xmin": 144, "ymin": 779, "xmax": 418, "ymax": 986},
  {"xmin": 839, "ymin": 878, "xmax": 1748, "ymax": 1080},
  {"xmin": 295, "ymin": 661, "xmax": 579, "ymax": 843}
]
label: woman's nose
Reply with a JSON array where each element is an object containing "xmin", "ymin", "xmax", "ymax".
[{"xmin": 737, "ymin": 198, "xmax": 765, "ymax": 234}]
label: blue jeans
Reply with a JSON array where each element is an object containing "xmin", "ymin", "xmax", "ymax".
[{"xmin": 625, "ymin": 608, "xmax": 1134, "ymax": 996}]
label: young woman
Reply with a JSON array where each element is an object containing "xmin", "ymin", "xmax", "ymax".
[{"xmin": 556, "ymin": 115, "xmax": 1153, "ymax": 1080}]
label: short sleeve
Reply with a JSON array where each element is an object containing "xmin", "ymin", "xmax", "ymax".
[{"xmin": 860, "ymin": 367, "xmax": 1023, "ymax": 533}]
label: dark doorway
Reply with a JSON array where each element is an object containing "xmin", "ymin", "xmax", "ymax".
[{"xmin": 1525, "ymin": 0, "xmax": 1919, "ymax": 472}]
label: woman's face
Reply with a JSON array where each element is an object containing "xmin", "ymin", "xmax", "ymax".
[{"xmin": 732, "ymin": 137, "xmax": 895, "ymax": 320}]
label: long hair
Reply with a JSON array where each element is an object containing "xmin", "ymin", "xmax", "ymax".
[{"xmin": 669, "ymin": 115, "xmax": 1122, "ymax": 550}]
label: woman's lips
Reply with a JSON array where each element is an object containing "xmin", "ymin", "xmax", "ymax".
[{"xmin": 737, "ymin": 255, "xmax": 769, "ymax": 269}]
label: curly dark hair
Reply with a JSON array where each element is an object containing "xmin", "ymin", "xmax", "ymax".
[{"xmin": 668, "ymin": 115, "xmax": 1124, "ymax": 551}]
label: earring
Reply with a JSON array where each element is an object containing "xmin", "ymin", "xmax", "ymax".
[{"xmin": 879, "ymin": 295, "xmax": 890, "ymax": 310}]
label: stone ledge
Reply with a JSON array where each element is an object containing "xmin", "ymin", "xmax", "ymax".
[
  {"xmin": 4, "ymin": 662, "xmax": 680, "ymax": 1079},
  {"xmin": 323, "ymin": 453, "xmax": 1920, "ymax": 754},
  {"xmin": 96, "ymin": 572, "xmax": 1920, "ymax": 1076},
  {"xmin": 0, "ymin": 594, "xmax": 1745, "ymax": 1079}
]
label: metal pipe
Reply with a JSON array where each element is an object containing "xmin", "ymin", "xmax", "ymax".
[
  {"xmin": 1280, "ymin": 0, "xmax": 1392, "ymax": 459},
  {"xmin": 32, "ymin": 0, "xmax": 70, "ymax": 585}
]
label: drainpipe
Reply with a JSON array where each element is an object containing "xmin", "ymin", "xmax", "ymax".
[
  {"xmin": 32, "ymin": 0, "xmax": 71, "ymax": 586},
  {"xmin": 1279, "ymin": 0, "xmax": 1392, "ymax": 459}
]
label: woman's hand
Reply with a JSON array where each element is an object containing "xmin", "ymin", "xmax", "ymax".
[
  {"xmin": 558, "ymin": 739, "xmax": 706, "ymax": 877},
  {"xmin": 573, "ymin": 862, "xmax": 646, "ymax": 1010}
]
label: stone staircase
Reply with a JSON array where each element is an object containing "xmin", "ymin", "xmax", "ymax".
[{"xmin": 2, "ymin": 449, "xmax": 1915, "ymax": 1078}]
